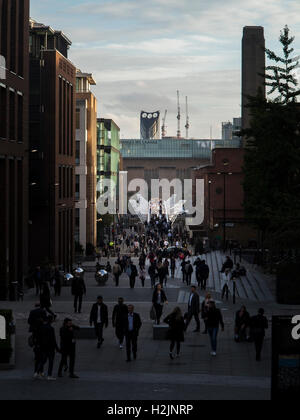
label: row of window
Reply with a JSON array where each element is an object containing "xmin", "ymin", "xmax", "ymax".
[
  {"xmin": 59, "ymin": 76, "xmax": 73, "ymax": 156},
  {"xmin": 58, "ymin": 166, "xmax": 73, "ymax": 200},
  {"xmin": 0, "ymin": 84, "xmax": 23, "ymax": 141},
  {"xmin": 0, "ymin": 0, "xmax": 25, "ymax": 77}
]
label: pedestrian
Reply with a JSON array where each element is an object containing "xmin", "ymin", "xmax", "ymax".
[
  {"xmin": 35, "ymin": 315, "xmax": 60, "ymax": 381},
  {"xmin": 125, "ymin": 305, "xmax": 142, "ymax": 362},
  {"xmin": 28, "ymin": 303, "xmax": 47, "ymax": 379},
  {"xmin": 185, "ymin": 286, "xmax": 200, "ymax": 332},
  {"xmin": 163, "ymin": 259, "xmax": 169, "ymax": 287},
  {"xmin": 221, "ymin": 268, "xmax": 231, "ymax": 301},
  {"xmin": 71, "ymin": 274, "xmax": 86, "ymax": 314},
  {"xmin": 170, "ymin": 256, "xmax": 176, "ymax": 278},
  {"xmin": 221, "ymin": 256, "xmax": 234, "ymax": 273},
  {"xmin": 34, "ymin": 266, "xmax": 43, "ymax": 296},
  {"xmin": 164, "ymin": 307, "xmax": 185, "ymax": 360},
  {"xmin": 140, "ymin": 268, "xmax": 146, "ymax": 287},
  {"xmin": 53, "ymin": 267, "xmax": 61, "ymax": 297},
  {"xmin": 235, "ymin": 306, "xmax": 251, "ymax": 342},
  {"xmin": 58, "ymin": 318, "xmax": 80, "ymax": 379},
  {"xmin": 113, "ymin": 261, "xmax": 122, "ymax": 287},
  {"xmin": 40, "ymin": 281, "xmax": 56, "ymax": 319},
  {"xmin": 112, "ymin": 297, "xmax": 128, "ymax": 349},
  {"xmin": 185, "ymin": 260, "xmax": 194, "ymax": 286},
  {"xmin": 89, "ymin": 296, "xmax": 109, "ymax": 349},
  {"xmin": 250, "ymin": 308, "xmax": 268, "ymax": 361},
  {"xmin": 152, "ymin": 284, "xmax": 168, "ymax": 325},
  {"xmin": 129, "ymin": 261, "xmax": 138, "ymax": 289},
  {"xmin": 205, "ymin": 300, "xmax": 225, "ymax": 356},
  {"xmin": 148, "ymin": 262, "xmax": 157, "ymax": 289},
  {"xmin": 200, "ymin": 260, "xmax": 210, "ymax": 290},
  {"xmin": 201, "ymin": 293, "xmax": 212, "ymax": 334}
]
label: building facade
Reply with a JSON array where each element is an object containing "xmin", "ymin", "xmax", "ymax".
[
  {"xmin": 0, "ymin": 0, "xmax": 29, "ymax": 300},
  {"xmin": 96, "ymin": 118, "xmax": 121, "ymax": 245},
  {"xmin": 75, "ymin": 70, "xmax": 97, "ymax": 253},
  {"xmin": 29, "ymin": 20, "xmax": 76, "ymax": 271}
]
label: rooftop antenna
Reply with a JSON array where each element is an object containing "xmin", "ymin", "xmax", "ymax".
[
  {"xmin": 185, "ymin": 96, "xmax": 190, "ymax": 139},
  {"xmin": 162, "ymin": 109, "xmax": 167, "ymax": 138},
  {"xmin": 177, "ymin": 90, "xmax": 181, "ymax": 138}
]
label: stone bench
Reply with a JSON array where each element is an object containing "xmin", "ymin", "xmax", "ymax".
[
  {"xmin": 153, "ymin": 324, "xmax": 169, "ymax": 341},
  {"xmin": 75, "ymin": 326, "xmax": 96, "ymax": 340}
]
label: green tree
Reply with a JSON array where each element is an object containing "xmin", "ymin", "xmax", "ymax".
[{"xmin": 243, "ymin": 26, "xmax": 300, "ymax": 257}]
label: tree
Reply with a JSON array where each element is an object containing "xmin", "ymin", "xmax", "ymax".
[
  {"xmin": 243, "ymin": 26, "xmax": 300, "ymax": 257},
  {"xmin": 265, "ymin": 25, "xmax": 300, "ymax": 103}
]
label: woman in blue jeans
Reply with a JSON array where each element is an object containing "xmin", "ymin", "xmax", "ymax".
[{"xmin": 204, "ymin": 300, "xmax": 225, "ymax": 356}]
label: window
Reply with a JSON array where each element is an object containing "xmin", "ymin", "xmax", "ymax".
[
  {"xmin": 17, "ymin": 94, "xmax": 23, "ymax": 142},
  {"xmin": 76, "ymin": 108, "xmax": 80, "ymax": 130},
  {"xmin": 75, "ymin": 141, "xmax": 80, "ymax": 165},
  {"xmin": 75, "ymin": 175, "xmax": 80, "ymax": 200},
  {"xmin": 0, "ymin": 86, "xmax": 6, "ymax": 139},
  {"xmin": 9, "ymin": 90, "xmax": 15, "ymax": 140}
]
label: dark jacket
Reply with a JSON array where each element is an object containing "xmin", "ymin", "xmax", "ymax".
[
  {"xmin": 205, "ymin": 308, "xmax": 224, "ymax": 329},
  {"xmin": 130, "ymin": 264, "xmax": 138, "ymax": 278},
  {"xmin": 90, "ymin": 303, "xmax": 109, "ymax": 327},
  {"xmin": 72, "ymin": 277, "xmax": 86, "ymax": 296},
  {"xmin": 235, "ymin": 310, "xmax": 251, "ymax": 329},
  {"xmin": 36, "ymin": 323, "xmax": 60, "ymax": 353},
  {"xmin": 28, "ymin": 307, "xmax": 47, "ymax": 333},
  {"xmin": 59, "ymin": 325, "xmax": 79, "ymax": 352},
  {"xmin": 188, "ymin": 292, "xmax": 200, "ymax": 315},
  {"xmin": 152, "ymin": 289, "xmax": 168, "ymax": 305},
  {"xmin": 124, "ymin": 313, "xmax": 142, "ymax": 336},
  {"xmin": 250, "ymin": 314, "xmax": 268, "ymax": 337},
  {"xmin": 164, "ymin": 313, "xmax": 185, "ymax": 342},
  {"xmin": 112, "ymin": 304, "xmax": 128, "ymax": 329},
  {"xmin": 40, "ymin": 283, "xmax": 51, "ymax": 308}
]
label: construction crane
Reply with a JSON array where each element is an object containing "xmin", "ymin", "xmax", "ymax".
[
  {"xmin": 162, "ymin": 109, "xmax": 168, "ymax": 138},
  {"xmin": 185, "ymin": 96, "xmax": 190, "ymax": 139},
  {"xmin": 177, "ymin": 90, "xmax": 181, "ymax": 138}
]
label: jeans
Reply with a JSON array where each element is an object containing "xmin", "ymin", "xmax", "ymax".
[
  {"xmin": 208, "ymin": 327, "xmax": 219, "ymax": 352},
  {"xmin": 40, "ymin": 351, "xmax": 55, "ymax": 376},
  {"xmin": 126, "ymin": 331, "xmax": 138, "ymax": 360},
  {"xmin": 154, "ymin": 304, "xmax": 163, "ymax": 325},
  {"xmin": 170, "ymin": 340, "xmax": 181, "ymax": 355},
  {"xmin": 58, "ymin": 346, "xmax": 76, "ymax": 376},
  {"xmin": 95, "ymin": 323, "xmax": 104, "ymax": 343}
]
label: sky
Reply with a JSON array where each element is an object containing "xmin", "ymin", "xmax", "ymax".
[{"xmin": 30, "ymin": 0, "xmax": 300, "ymax": 139}]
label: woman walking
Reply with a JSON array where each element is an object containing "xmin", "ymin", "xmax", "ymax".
[{"xmin": 164, "ymin": 307, "xmax": 185, "ymax": 360}]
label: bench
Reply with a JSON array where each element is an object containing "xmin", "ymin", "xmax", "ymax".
[{"xmin": 153, "ymin": 324, "xmax": 169, "ymax": 340}]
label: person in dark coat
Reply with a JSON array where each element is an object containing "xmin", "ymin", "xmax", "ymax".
[
  {"xmin": 221, "ymin": 256, "xmax": 234, "ymax": 273},
  {"xmin": 89, "ymin": 296, "xmax": 109, "ymax": 348},
  {"xmin": 112, "ymin": 297, "xmax": 128, "ymax": 349},
  {"xmin": 250, "ymin": 308, "xmax": 268, "ymax": 361},
  {"xmin": 53, "ymin": 267, "xmax": 61, "ymax": 297},
  {"xmin": 34, "ymin": 266, "xmax": 43, "ymax": 296},
  {"xmin": 205, "ymin": 300, "xmax": 225, "ymax": 356},
  {"xmin": 71, "ymin": 275, "xmax": 86, "ymax": 313},
  {"xmin": 148, "ymin": 262, "xmax": 157, "ymax": 288},
  {"xmin": 58, "ymin": 318, "xmax": 80, "ymax": 379},
  {"xmin": 35, "ymin": 316, "xmax": 60, "ymax": 380},
  {"xmin": 164, "ymin": 307, "xmax": 185, "ymax": 360},
  {"xmin": 129, "ymin": 262, "xmax": 138, "ymax": 289},
  {"xmin": 124, "ymin": 305, "xmax": 142, "ymax": 362},
  {"xmin": 235, "ymin": 306, "xmax": 251, "ymax": 342},
  {"xmin": 28, "ymin": 304, "xmax": 47, "ymax": 378},
  {"xmin": 185, "ymin": 286, "xmax": 201, "ymax": 332},
  {"xmin": 152, "ymin": 284, "xmax": 168, "ymax": 325}
]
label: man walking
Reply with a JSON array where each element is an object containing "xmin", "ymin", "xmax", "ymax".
[
  {"xmin": 113, "ymin": 261, "xmax": 122, "ymax": 287},
  {"xmin": 112, "ymin": 298, "xmax": 128, "ymax": 349},
  {"xmin": 36, "ymin": 316, "xmax": 60, "ymax": 380},
  {"xmin": 125, "ymin": 304, "xmax": 142, "ymax": 362},
  {"xmin": 71, "ymin": 275, "xmax": 86, "ymax": 314},
  {"xmin": 205, "ymin": 300, "xmax": 224, "ymax": 356},
  {"xmin": 250, "ymin": 308, "xmax": 268, "ymax": 361},
  {"xmin": 152, "ymin": 284, "xmax": 168, "ymax": 325},
  {"xmin": 58, "ymin": 318, "xmax": 80, "ymax": 379},
  {"xmin": 129, "ymin": 261, "xmax": 138, "ymax": 289},
  {"xmin": 185, "ymin": 286, "xmax": 200, "ymax": 332},
  {"xmin": 90, "ymin": 296, "xmax": 109, "ymax": 349}
]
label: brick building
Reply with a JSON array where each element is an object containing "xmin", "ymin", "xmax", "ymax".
[
  {"xmin": 29, "ymin": 20, "xmax": 76, "ymax": 271},
  {"xmin": 0, "ymin": 0, "xmax": 29, "ymax": 299}
]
